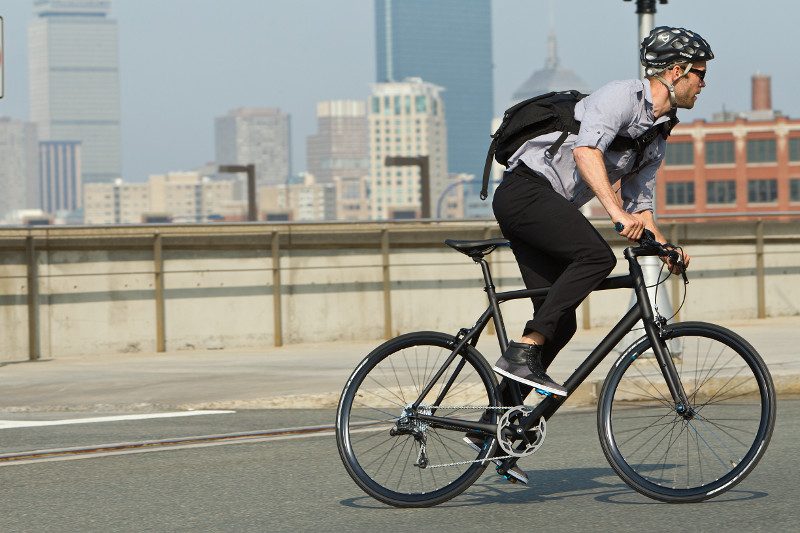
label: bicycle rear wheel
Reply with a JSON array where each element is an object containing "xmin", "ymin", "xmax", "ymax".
[
  {"xmin": 336, "ymin": 331, "xmax": 499, "ymax": 507},
  {"xmin": 598, "ymin": 322, "xmax": 776, "ymax": 502}
]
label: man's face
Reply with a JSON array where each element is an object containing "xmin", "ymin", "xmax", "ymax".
[{"xmin": 674, "ymin": 61, "xmax": 707, "ymax": 109}]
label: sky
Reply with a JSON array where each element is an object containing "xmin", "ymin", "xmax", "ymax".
[{"xmin": 1, "ymin": 0, "xmax": 799, "ymax": 182}]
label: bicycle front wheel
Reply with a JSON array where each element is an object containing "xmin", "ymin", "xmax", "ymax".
[
  {"xmin": 336, "ymin": 331, "xmax": 500, "ymax": 508},
  {"xmin": 598, "ymin": 322, "xmax": 776, "ymax": 502}
]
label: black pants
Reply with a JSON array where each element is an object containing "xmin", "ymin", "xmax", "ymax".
[{"xmin": 492, "ymin": 163, "xmax": 616, "ymax": 376}]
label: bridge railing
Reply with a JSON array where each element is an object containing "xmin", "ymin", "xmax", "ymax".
[{"xmin": 0, "ymin": 219, "xmax": 797, "ymax": 361}]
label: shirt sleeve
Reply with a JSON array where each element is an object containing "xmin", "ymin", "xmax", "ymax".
[
  {"xmin": 622, "ymin": 155, "xmax": 662, "ymax": 213},
  {"xmin": 574, "ymin": 82, "xmax": 639, "ymax": 153}
]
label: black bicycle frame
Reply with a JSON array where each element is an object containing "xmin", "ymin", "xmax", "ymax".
[{"xmin": 411, "ymin": 243, "xmax": 691, "ymax": 451}]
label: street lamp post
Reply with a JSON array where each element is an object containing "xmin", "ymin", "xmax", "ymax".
[
  {"xmin": 623, "ymin": 0, "xmax": 668, "ymax": 77},
  {"xmin": 219, "ymin": 164, "xmax": 257, "ymax": 221},
  {"xmin": 384, "ymin": 156, "xmax": 431, "ymax": 219}
]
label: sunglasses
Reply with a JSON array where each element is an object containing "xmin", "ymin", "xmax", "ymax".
[{"xmin": 688, "ymin": 68, "xmax": 707, "ymax": 81}]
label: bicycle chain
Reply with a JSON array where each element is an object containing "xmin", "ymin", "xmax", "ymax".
[{"xmin": 418, "ymin": 404, "xmax": 535, "ymax": 469}]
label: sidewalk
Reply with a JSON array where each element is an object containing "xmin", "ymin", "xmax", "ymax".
[{"xmin": 1, "ymin": 316, "xmax": 798, "ymax": 412}]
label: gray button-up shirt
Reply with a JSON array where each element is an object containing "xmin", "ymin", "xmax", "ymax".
[{"xmin": 507, "ymin": 79, "xmax": 672, "ymax": 213}]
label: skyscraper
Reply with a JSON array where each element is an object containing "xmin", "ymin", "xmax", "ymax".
[
  {"xmin": 306, "ymin": 100, "xmax": 369, "ymax": 183},
  {"xmin": 375, "ymin": 0, "xmax": 492, "ymax": 177},
  {"xmin": 0, "ymin": 118, "xmax": 39, "ymax": 219},
  {"xmin": 215, "ymin": 108, "xmax": 291, "ymax": 187},
  {"xmin": 368, "ymin": 78, "xmax": 447, "ymax": 220},
  {"xmin": 28, "ymin": 0, "xmax": 121, "ymax": 184}
]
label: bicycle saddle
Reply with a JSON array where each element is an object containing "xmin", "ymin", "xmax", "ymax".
[{"xmin": 444, "ymin": 238, "xmax": 510, "ymax": 258}]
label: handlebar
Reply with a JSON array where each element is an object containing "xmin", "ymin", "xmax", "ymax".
[{"xmin": 614, "ymin": 222, "xmax": 688, "ymax": 283}]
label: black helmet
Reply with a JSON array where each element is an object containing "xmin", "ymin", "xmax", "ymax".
[{"xmin": 640, "ymin": 26, "xmax": 714, "ymax": 76}]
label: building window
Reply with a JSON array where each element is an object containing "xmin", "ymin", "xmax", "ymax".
[
  {"xmin": 706, "ymin": 180, "xmax": 736, "ymax": 204},
  {"xmin": 790, "ymin": 138, "xmax": 800, "ymax": 162},
  {"xmin": 666, "ymin": 182, "xmax": 695, "ymax": 205},
  {"xmin": 371, "ymin": 97, "xmax": 380, "ymax": 114},
  {"xmin": 415, "ymin": 95, "xmax": 427, "ymax": 113},
  {"xmin": 747, "ymin": 179, "xmax": 777, "ymax": 203},
  {"xmin": 665, "ymin": 142, "xmax": 694, "ymax": 166},
  {"xmin": 705, "ymin": 140, "xmax": 734, "ymax": 164},
  {"xmin": 790, "ymin": 178, "xmax": 800, "ymax": 202},
  {"xmin": 747, "ymin": 139, "xmax": 777, "ymax": 163}
]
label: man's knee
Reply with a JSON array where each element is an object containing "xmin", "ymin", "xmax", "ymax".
[{"xmin": 579, "ymin": 244, "xmax": 616, "ymax": 277}]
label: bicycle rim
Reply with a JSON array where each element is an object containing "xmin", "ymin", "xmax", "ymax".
[
  {"xmin": 336, "ymin": 331, "xmax": 499, "ymax": 507},
  {"xmin": 598, "ymin": 322, "xmax": 776, "ymax": 502}
]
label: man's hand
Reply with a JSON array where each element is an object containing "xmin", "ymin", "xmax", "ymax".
[
  {"xmin": 613, "ymin": 211, "xmax": 645, "ymax": 241},
  {"xmin": 663, "ymin": 245, "xmax": 691, "ymax": 274}
]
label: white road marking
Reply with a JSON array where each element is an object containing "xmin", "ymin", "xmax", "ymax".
[{"xmin": 0, "ymin": 410, "xmax": 235, "ymax": 429}]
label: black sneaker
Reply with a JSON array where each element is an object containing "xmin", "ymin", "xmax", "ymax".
[
  {"xmin": 493, "ymin": 341, "xmax": 567, "ymax": 397},
  {"xmin": 462, "ymin": 434, "xmax": 528, "ymax": 484}
]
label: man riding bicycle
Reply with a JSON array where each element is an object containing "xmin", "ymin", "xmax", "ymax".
[{"xmin": 482, "ymin": 27, "xmax": 712, "ymax": 481}]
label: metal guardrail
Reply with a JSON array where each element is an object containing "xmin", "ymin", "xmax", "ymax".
[{"xmin": 2, "ymin": 219, "xmax": 798, "ymax": 360}]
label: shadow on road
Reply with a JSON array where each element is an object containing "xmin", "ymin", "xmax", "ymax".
[{"xmin": 339, "ymin": 465, "xmax": 769, "ymax": 509}]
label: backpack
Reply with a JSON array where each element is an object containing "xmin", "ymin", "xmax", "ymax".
[{"xmin": 480, "ymin": 90, "xmax": 677, "ymax": 200}]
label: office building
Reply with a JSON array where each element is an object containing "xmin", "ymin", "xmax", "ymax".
[
  {"xmin": 258, "ymin": 173, "xmax": 336, "ymax": 222},
  {"xmin": 660, "ymin": 75, "xmax": 800, "ymax": 221},
  {"xmin": 28, "ymin": 0, "xmax": 121, "ymax": 184},
  {"xmin": 307, "ymin": 100, "xmax": 369, "ymax": 183},
  {"xmin": 0, "ymin": 118, "xmax": 39, "ymax": 220},
  {"xmin": 39, "ymin": 140, "xmax": 82, "ymax": 214},
  {"xmin": 215, "ymin": 108, "xmax": 291, "ymax": 187},
  {"xmin": 83, "ymin": 172, "xmax": 241, "ymax": 224},
  {"xmin": 334, "ymin": 175, "xmax": 371, "ymax": 221},
  {"xmin": 375, "ymin": 0, "xmax": 492, "ymax": 176},
  {"xmin": 368, "ymin": 78, "xmax": 448, "ymax": 220}
]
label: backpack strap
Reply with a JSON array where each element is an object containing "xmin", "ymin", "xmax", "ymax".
[{"xmin": 480, "ymin": 136, "xmax": 499, "ymax": 200}]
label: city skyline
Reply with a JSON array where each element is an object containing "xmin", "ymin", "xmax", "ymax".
[
  {"xmin": 2, "ymin": 1, "xmax": 800, "ymax": 184},
  {"xmin": 375, "ymin": 0, "xmax": 493, "ymax": 176}
]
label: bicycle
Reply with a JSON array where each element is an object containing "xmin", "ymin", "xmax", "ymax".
[{"xmin": 335, "ymin": 229, "xmax": 776, "ymax": 507}]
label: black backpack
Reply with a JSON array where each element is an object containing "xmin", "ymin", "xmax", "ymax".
[{"xmin": 480, "ymin": 90, "xmax": 677, "ymax": 200}]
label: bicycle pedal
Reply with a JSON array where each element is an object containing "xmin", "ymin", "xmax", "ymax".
[{"xmin": 496, "ymin": 466, "xmax": 518, "ymax": 484}]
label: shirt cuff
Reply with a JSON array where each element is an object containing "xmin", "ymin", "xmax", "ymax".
[
  {"xmin": 574, "ymin": 130, "xmax": 610, "ymax": 152},
  {"xmin": 623, "ymin": 200, "xmax": 653, "ymax": 213}
]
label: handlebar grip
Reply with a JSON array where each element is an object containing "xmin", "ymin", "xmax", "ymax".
[{"xmin": 615, "ymin": 222, "xmax": 656, "ymax": 243}]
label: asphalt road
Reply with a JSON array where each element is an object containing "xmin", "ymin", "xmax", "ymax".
[{"xmin": 0, "ymin": 401, "xmax": 797, "ymax": 532}]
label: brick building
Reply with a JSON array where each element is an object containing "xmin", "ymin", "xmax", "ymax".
[{"xmin": 659, "ymin": 75, "xmax": 800, "ymax": 221}]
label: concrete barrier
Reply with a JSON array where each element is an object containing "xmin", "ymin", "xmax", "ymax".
[{"xmin": 0, "ymin": 220, "xmax": 797, "ymax": 361}]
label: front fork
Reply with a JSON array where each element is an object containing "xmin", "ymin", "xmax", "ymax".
[{"xmin": 628, "ymin": 251, "xmax": 692, "ymax": 412}]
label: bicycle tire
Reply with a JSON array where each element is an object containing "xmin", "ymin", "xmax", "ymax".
[
  {"xmin": 598, "ymin": 322, "xmax": 776, "ymax": 503},
  {"xmin": 336, "ymin": 331, "xmax": 500, "ymax": 507}
]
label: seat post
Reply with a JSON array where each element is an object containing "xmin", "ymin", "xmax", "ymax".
[{"xmin": 477, "ymin": 257, "xmax": 509, "ymax": 351}]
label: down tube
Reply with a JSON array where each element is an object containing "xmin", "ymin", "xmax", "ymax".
[{"xmin": 522, "ymin": 304, "xmax": 642, "ymax": 429}]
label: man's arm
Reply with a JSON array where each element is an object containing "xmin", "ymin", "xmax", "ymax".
[{"xmin": 573, "ymin": 145, "xmax": 644, "ymax": 240}]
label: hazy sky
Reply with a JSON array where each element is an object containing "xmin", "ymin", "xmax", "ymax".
[{"xmin": 1, "ymin": 0, "xmax": 799, "ymax": 182}]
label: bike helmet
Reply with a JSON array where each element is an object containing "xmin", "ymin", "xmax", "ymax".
[{"xmin": 640, "ymin": 26, "xmax": 714, "ymax": 77}]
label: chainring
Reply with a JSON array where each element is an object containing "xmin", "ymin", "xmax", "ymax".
[{"xmin": 496, "ymin": 406, "xmax": 547, "ymax": 457}]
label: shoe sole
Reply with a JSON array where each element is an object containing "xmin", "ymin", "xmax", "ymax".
[
  {"xmin": 462, "ymin": 437, "xmax": 528, "ymax": 484},
  {"xmin": 492, "ymin": 366, "xmax": 567, "ymax": 397}
]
